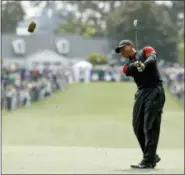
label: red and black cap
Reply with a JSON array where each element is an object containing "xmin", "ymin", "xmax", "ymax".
[{"xmin": 115, "ymin": 40, "xmax": 133, "ymax": 53}]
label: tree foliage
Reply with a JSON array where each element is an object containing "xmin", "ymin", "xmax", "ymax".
[
  {"xmin": 88, "ymin": 53, "xmax": 108, "ymax": 65},
  {"xmin": 57, "ymin": 1, "xmax": 125, "ymax": 37},
  {"xmin": 30, "ymin": 1, "xmax": 109, "ymax": 37},
  {"xmin": 5, "ymin": 1, "xmax": 183, "ymax": 64},
  {"xmin": 106, "ymin": 1, "xmax": 179, "ymax": 62},
  {"xmin": 2, "ymin": 1, "xmax": 25, "ymax": 33},
  {"xmin": 57, "ymin": 11, "xmax": 97, "ymax": 37}
]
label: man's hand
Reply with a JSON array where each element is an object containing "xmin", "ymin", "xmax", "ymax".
[
  {"xmin": 134, "ymin": 61, "xmax": 145, "ymax": 72},
  {"xmin": 134, "ymin": 61, "xmax": 141, "ymax": 67}
]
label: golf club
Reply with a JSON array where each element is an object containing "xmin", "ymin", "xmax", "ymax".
[{"xmin": 133, "ymin": 19, "xmax": 138, "ymax": 51}]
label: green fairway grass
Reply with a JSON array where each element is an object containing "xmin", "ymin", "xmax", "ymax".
[{"xmin": 2, "ymin": 82, "xmax": 184, "ymax": 148}]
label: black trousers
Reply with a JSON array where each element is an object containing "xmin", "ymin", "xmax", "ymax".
[{"xmin": 132, "ymin": 86, "xmax": 165, "ymax": 163}]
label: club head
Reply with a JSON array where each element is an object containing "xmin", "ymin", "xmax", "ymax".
[{"xmin": 133, "ymin": 20, "xmax": 138, "ymax": 28}]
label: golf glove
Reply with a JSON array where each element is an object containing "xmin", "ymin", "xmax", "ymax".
[{"xmin": 134, "ymin": 61, "xmax": 145, "ymax": 72}]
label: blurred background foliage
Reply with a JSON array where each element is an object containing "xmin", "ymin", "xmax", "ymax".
[
  {"xmin": 88, "ymin": 53, "xmax": 108, "ymax": 65},
  {"xmin": 2, "ymin": 1, "xmax": 184, "ymax": 64}
]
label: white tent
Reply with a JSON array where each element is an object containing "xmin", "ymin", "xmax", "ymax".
[
  {"xmin": 72, "ymin": 61, "xmax": 93, "ymax": 83},
  {"xmin": 73, "ymin": 60, "xmax": 93, "ymax": 69},
  {"xmin": 25, "ymin": 50, "xmax": 70, "ymax": 68}
]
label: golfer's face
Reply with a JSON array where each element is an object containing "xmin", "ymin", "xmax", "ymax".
[{"xmin": 120, "ymin": 44, "xmax": 132, "ymax": 58}]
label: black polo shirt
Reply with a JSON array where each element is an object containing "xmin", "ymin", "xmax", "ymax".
[{"xmin": 122, "ymin": 46, "xmax": 163, "ymax": 89}]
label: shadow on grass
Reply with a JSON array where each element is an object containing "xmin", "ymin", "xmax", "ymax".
[{"xmin": 109, "ymin": 167, "xmax": 184, "ymax": 174}]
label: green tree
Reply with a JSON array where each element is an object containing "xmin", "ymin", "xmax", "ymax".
[
  {"xmin": 160, "ymin": 1, "xmax": 184, "ymax": 38},
  {"xmin": 88, "ymin": 53, "xmax": 108, "ymax": 65},
  {"xmin": 57, "ymin": 11, "xmax": 97, "ymax": 37},
  {"xmin": 30, "ymin": 1, "xmax": 105, "ymax": 37},
  {"xmin": 171, "ymin": 1, "xmax": 184, "ymax": 32},
  {"xmin": 29, "ymin": 1, "xmax": 124, "ymax": 37},
  {"xmin": 57, "ymin": 12, "xmax": 81, "ymax": 34},
  {"xmin": 2, "ymin": 1, "xmax": 25, "ymax": 33},
  {"xmin": 58, "ymin": 1, "xmax": 105, "ymax": 37},
  {"xmin": 106, "ymin": 1, "xmax": 178, "ymax": 62},
  {"xmin": 159, "ymin": 1, "xmax": 184, "ymax": 64},
  {"xmin": 58, "ymin": 1, "xmax": 124, "ymax": 37}
]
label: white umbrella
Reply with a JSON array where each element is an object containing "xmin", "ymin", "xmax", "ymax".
[
  {"xmin": 72, "ymin": 61, "xmax": 93, "ymax": 83},
  {"xmin": 73, "ymin": 61, "xmax": 93, "ymax": 69}
]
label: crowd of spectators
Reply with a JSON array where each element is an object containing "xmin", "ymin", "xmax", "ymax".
[
  {"xmin": 1, "ymin": 64, "xmax": 71, "ymax": 111},
  {"xmin": 1, "ymin": 61, "xmax": 184, "ymax": 112},
  {"xmin": 159, "ymin": 62, "xmax": 184, "ymax": 103}
]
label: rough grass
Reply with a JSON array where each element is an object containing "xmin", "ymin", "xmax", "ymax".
[
  {"xmin": 2, "ymin": 82, "xmax": 184, "ymax": 174},
  {"xmin": 2, "ymin": 82, "xmax": 184, "ymax": 148}
]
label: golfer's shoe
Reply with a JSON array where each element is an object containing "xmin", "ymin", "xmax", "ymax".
[
  {"xmin": 130, "ymin": 155, "xmax": 161, "ymax": 169},
  {"xmin": 130, "ymin": 160, "xmax": 156, "ymax": 169},
  {"xmin": 156, "ymin": 154, "xmax": 161, "ymax": 163}
]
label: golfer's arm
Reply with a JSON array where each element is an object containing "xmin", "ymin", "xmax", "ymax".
[
  {"xmin": 122, "ymin": 64, "xmax": 134, "ymax": 76},
  {"xmin": 144, "ymin": 53, "xmax": 157, "ymax": 67},
  {"xmin": 143, "ymin": 46, "xmax": 157, "ymax": 67}
]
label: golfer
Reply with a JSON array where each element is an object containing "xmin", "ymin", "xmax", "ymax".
[{"xmin": 115, "ymin": 40, "xmax": 166, "ymax": 169}]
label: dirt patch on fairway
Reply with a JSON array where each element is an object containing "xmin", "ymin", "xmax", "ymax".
[{"xmin": 2, "ymin": 146, "xmax": 184, "ymax": 174}]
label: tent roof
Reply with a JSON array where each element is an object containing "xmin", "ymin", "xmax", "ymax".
[
  {"xmin": 26, "ymin": 50, "xmax": 70, "ymax": 67},
  {"xmin": 73, "ymin": 60, "xmax": 92, "ymax": 68}
]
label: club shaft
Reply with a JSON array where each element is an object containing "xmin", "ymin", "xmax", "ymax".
[{"xmin": 135, "ymin": 29, "xmax": 138, "ymax": 50}]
